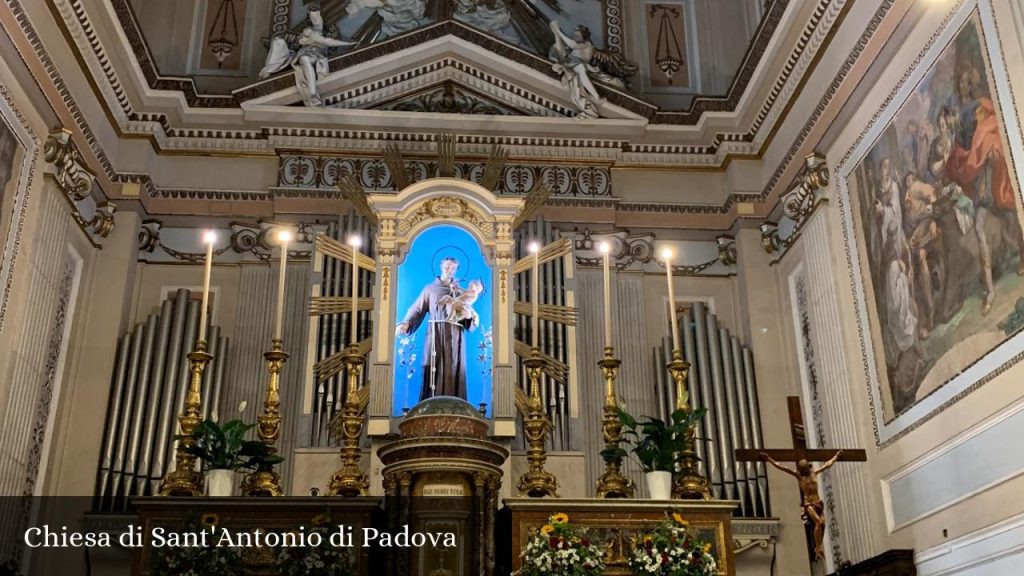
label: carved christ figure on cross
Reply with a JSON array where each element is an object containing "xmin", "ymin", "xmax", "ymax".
[
  {"xmin": 762, "ymin": 449, "xmax": 844, "ymax": 559},
  {"xmin": 735, "ymin": 396, "xmax": 866, "ymax": 563}
]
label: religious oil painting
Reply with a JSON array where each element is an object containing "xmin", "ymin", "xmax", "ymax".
[
  {"xmin": 842, "ymin": 9, "xmax": 1024, "ymax": 441},
  {"xmin": 394, "ymin": 224, "xmax": 493, "ymax": 415},
  {"xmin": 0, "ymin": 94, "xmax": 31, "ymax": 330}
]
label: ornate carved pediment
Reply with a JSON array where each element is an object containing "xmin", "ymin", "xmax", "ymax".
[{"xmin": 373, "ymin": 82, "xmax": 528, "ymax": 116}]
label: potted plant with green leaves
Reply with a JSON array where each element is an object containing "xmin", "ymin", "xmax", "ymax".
[
  {"xmin": 603, "ymin": 407, "xmax": 706, "ymax": 499},
  {"xmin": 176, "ymin": 403, "xmax": 284, "ymax": 496}
]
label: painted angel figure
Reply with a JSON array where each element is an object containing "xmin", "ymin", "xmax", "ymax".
[
  {"xmin": 259, "ymin": 4, "xmax": 357, "ymax": 107},
  {"xmin": 548, "ymin": 20, "xmax": 637, "ymax": 119}
]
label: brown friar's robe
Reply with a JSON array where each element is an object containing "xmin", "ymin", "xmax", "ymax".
[{"xmin": 401, "ymin": 278, "xmax": 477, "ymax": 401}]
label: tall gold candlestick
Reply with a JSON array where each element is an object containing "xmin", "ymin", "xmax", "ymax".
[
  {"xmin": 662, "ymin": 247, "xmax": 680, "ymax": 352},
  {"xmin": 328, "ymin": 349, "xmax": 370, "ymax": 497},
  {"xmin": 242, "ymin": 340, "xmax": 288, "ymax": 497},
  {"xmin": 160, "ymin": 342, "xmax": 211, "ymax": 496},
  {"xmin": 668, "ymin": 350, "xmax": 710, "ymax": 500},
  {"xmin": 198, "ymin": 231, "xmax": 216, "ymax": 343},
  {"xmin": 242, "ymin": 229, "xmax": 293, "ymax": 497},
  {"xmin": 349, "ymin": 235, "xmax": 362, "ymax": 348},
  {"xmin": 595, "ymin": 346, "xmax": 634, "ymax": 498},
  {"xmin": 600, "ymin": 242, "xmax": 612, "ymax": 349},
  {"xmin": 517, "ymin": 347, "xmax": 559, "ymax": 498},
  {"xmin": 530, "ymin": 241, "xmax": 540, "ymax": 348}
]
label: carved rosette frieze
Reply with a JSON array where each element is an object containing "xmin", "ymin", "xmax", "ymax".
[
  {"xmin": 44, "ymin": 128, "xmax": 113, "ymax": 242},
  {"xmin": 278, "ymin": 154, "xmax": 612, "ymax": 198}
]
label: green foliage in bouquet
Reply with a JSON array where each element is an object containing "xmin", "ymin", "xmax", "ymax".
[
  {"xmin": 601, "ymin": 408, "xmax": 706, "ymax": 472},
  {"xmin": 628, "ymin": 513, "xmax": 717, "ymax": 576},
  {"xmin": 277, "ymin": 513, "xmax": 357, "ymax": 576},
  {"xmin": 176, "ymin": 418, "xmax": 284, "ymax": 472},
  {"xmin": 151, "ymin": 513, "xmax": 242, "ymax": 576},
  {"xmin": 515, "ymin": 512, "xmax": 605, "ymax": 576}
]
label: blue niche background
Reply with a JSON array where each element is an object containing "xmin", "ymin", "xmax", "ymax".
[{"xmin": 393, "ymin": 224, "xmax": 493, "ymax": 415}]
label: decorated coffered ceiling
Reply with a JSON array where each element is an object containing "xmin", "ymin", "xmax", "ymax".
[{"xmin": 3, "ymin": 0, "xmax": 909, "ymax": 232}]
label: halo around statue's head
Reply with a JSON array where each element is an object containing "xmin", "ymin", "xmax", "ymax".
[{"xmin": 432, "ymin": 245, "xmax": 471, "ymax": 283}]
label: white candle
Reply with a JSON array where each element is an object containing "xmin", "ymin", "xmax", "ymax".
[
  {"xmin": 198, "ymin": 231, "xmax": 216, "ymax": 344},
  {"xmin": 273, "ymin": 230, "xmax": 292, "ymax": 342},
  {"xmin": 530, "ymin": 241, "xmax": 540, "ymax": 349},
  {"xmin": 662, "ymin": 247, "xmax": 680, "ymax": 352},
  {"xmin": 600, "ymin": 242, "xmax": 612, "ymax": 349},
  {"xmin": 349, "ymin": 235, "xmax": 362, "ymax": 347}
]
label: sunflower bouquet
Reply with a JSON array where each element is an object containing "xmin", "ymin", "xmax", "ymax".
[
  {"xmin": 277, "ymin": 513, "xmax": 357, "ymax": 576},
  {"xmin": 627, "ymin": 513, "xmax": 717, "ymax": 576},
  {"xmin": 150, "ymin": 513, "xmax": 243, "ymax": 576},
  {"xmin": 516, "ymin": 512, "xmax": 605, "ymax": 576}
]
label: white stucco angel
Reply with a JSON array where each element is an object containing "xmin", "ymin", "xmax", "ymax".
[
  {"xmin": 548, "ymin": 20, "xmax": 637, "ymax": 119},
  {"xmin": 259, "ymin": 3, "xmax": 357, "ymax": 107},
  {"xmin": 346, "ymin": 0, "xmax": 427, "ymax": 38},
  {"xmin": 454, "ymin": 0, "xmax": 514, "ymax": 40}
]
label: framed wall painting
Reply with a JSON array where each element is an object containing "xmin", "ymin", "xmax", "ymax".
[{"xmin": 836, "ymin": 0, "xmax": 1024, "ymax": 445}]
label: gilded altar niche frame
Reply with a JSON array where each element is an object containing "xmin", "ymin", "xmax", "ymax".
[{"xmin": 365, "ymin": 178, "xmax": 524, "ymax": 437}]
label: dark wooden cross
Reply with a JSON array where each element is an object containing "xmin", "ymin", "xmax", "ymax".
[
  {"xmin": 735, "ymin": 396, "xmax": 867, "ymax": 465},
  {"xmin": 735, "ymin": 396, "xmax": 866, "ymax": 561}
]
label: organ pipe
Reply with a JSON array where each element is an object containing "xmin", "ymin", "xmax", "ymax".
[
  {"xmin": 94, "ymin": 289, "xmax": 230, "ymax": 511},
  {"xmin": 654, "ymin": 302, "xmax": 770, "ymax": 517},
  {"xmin": 311, "ymin": 213, "xmax": 374, "ymax": 447}
]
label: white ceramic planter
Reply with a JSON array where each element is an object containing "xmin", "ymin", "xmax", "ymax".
[
  {"xmin": 206, "ymin": 469, "xmax": 236, "ymax": 497},
  {"xmin": 645, "ymin": 471, "xmax": 672, "ymax": 500}
]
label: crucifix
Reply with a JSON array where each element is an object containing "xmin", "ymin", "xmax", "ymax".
[{"xmin": 735, "ymin": 396, "xmax": 866, "ymax": 561}]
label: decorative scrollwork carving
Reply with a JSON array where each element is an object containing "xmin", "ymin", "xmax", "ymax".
[
  {"xmin": 399, "ymin": 196, "xmax": 494, "ymax": 238},
  {"xmin": 138, "ymin": 220, "xmax": 161, "ymax": 253},
  {"xmin": 88, "ymin": 202, "xmax": 115, "ymax": 238},
  {"xmin": 716, "ymin": 235, "xmax": 737, "ymax": 266},
  {"xmin": 44, "ymin": 129, "xmax": 94, "ymax": 200},
  {"xmin": 760, "ymin": 222, "xmax": 782, "ymax": 254},
  {"xmin": 772, "ymin": 153, "xmax": 829, "ymax": 256}
]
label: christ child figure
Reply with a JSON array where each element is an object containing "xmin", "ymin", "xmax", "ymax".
[{"xmin": 441, "ymin": 280, "xmax": 483, "ymax": 329}]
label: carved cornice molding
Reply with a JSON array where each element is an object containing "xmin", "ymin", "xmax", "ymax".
[
  {"xmin": 22, "ymin": 0, "xmax": 898, "ymax": 225},
  {"xmin": 46, "ymin": 0, "xmax": 839, "ymax": 166},
  {"xmin": 43, "ymin": 129, "xmax": 113, "ymax": 242}
]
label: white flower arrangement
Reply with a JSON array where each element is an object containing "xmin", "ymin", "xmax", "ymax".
[
  {"xmin": 277, "ymin": 514, "xmax": 356, "ymax": 576},
  {"xmin": 627, "ymin": 513, "xmax": 717, "ymax": 576},
  {"xmin": 515, "ymin": 513, "xmax": 605, "ymax": 576},
  {"xmin": 150, "ymin": 513, "xmax": 242, "ymax": 576}
]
